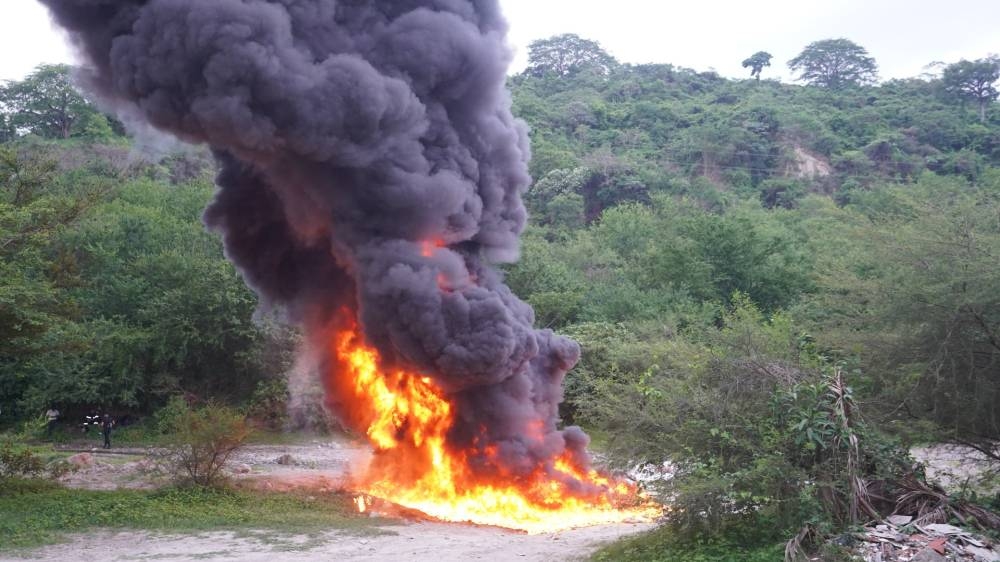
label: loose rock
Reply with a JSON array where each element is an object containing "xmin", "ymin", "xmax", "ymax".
[
  {"xmin": 967, "ymin": 546, "xmax": 1000, "ymax": 562},
  {"xmin": 67, "ymin": 453, "xmax": 94, "ymax": 468},
  {"xmin": 888, "ymin": 515, "xmax": 913, "ymax": 526}
]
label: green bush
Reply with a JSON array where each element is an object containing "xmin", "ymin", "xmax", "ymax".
[
  {"xmin": 579, "ymin": 296, "xmax": 912, "ymax": 535},
  {"xmin": 592, "ymin": 520, "xmax": 786, "ymax": 562},
  {"xmin": 245, "ymin": 378, "xmax": 289, "ymax": 430}
]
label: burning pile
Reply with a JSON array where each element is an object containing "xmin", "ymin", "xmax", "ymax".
[
  {"xmin": 41, "ymin": 0, "xmax": 658, "ymax": 532},
  {"xmin": 331, "ymin": 315, "xmax": 655, "ymax": 532}
]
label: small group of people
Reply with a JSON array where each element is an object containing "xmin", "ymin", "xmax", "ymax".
[{"xmin": 44, "ymin": 406, "xmax": 115, "ymax": 448}]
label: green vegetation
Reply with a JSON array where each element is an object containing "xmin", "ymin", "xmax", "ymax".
[
  {"xmin": 511, "ymin": 33, "xmax": 1000, "ymax": 552},
  {"xmin": 157, "ymin": 398, "xmax": 252, "ymax": 487},
  {"xmin": 0, "ymin": 480, "xmax": 385, "ymax": 550},
  {"xmin": 0, "ymin": 64, "xmax": 119, "ymax": 142},
  {"xmin": 593, "ymin": 522, "xmax": 787, "ymax": 562},
  {"xmin": 3, "ymin": 34, "xmax": 1000, "ymax": 557},
  {"xmin": 941, "ymin": 56, "xmax": 1000, "ymax": 122},
  {"xmin": 741, "ymin": 51, "xmax": 773, "ymax": 81},
  {"xmin": 787, "ymin": 38, "xmax": 878, "ymax": 88},
  {"xmin": 0, "ymin": 67, "xmax": 295, "ymax": 422}
]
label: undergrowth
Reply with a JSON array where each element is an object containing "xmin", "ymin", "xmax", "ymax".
[{"xmin": 592, "ymin": 519, "xmax": 786, "ymax": 562}]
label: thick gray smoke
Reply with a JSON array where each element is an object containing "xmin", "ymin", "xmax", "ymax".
[{"xmin": 41, "ymin": 0, "xmax": 590, "ymax": 483}]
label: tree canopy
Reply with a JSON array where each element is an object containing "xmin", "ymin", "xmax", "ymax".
[
  {"xmin": 741, "ymin": 51, "xmax": 773, "ymax": 81},
  {"xmin": 788, "ymin": 38, "xmax": 878, "ymax": 88},
  {"xmin": 941, "ymin": 56, "xmax": 1000, "ymax": 122},
  {"xmin": 1, "ymin": 65, "xmax": 115, "ymax": 140},
  {"xmin": 526, "ymin": 34, "xmax": 618, "ymax": 78}
]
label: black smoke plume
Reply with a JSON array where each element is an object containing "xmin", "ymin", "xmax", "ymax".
[{"xmin": 40, "ymin": 0, "xmax": 592, "ymax": 486}]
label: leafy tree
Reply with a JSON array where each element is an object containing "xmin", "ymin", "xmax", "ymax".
[
  {"xmin": 741, "ymin": 51, "xmax": 773, "ymax": 81},
  {"xmin": 0, "ymin": 147, "xmax": 106, "ymax": 359},
  {"xmin": 526, "ymin": 34, "xmax": 618, "ymax": 78},
  {"xmin": 503, "ymin": 230, "xmax": 587, "ymax": 327},
  {"xmin": 818, "ymin": 176, "xmax": 1000, "ymax": 462},
  {"xmin": 0, "ymin": 144, "xmax": 281, "ymax": 416},
  {"xmin": 941, "ymin": 57, "xmax": 1000, "ymax": 122},
  {"xmin": 1, "ymin": 64, "xmax": 111, "ymax": 139},
  {"xmin": 788, "ymin": 39, "xmax": 878, "ymax": 88}
]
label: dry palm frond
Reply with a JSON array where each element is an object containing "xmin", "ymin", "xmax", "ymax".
[
  {"xmin": 784, "ymin": 525, "xmax": 818, "ymax": 562},
  {"xmin": 829, "ymin": 369, "xmax": 882, "ymax": 524},
  {"xmin": 893, "ymin": 473, "xmax": 1000, "ymax": 531}
]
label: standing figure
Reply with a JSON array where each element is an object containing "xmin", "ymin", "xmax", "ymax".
[
  {"xmin": 84, "ymin": 410, "xmax": 101, "ymax": 435},
  {"xmin": 101, "ymin": 414, "xmax": 114, "ymax": 449},
  {"xmin": 45, "ymin": 406, "xmax": 60, "ymax": 438}
]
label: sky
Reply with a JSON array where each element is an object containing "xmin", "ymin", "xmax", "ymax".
[{"xmin": 2, "ymin": 0, "xmax": 998, "ymax": 83}]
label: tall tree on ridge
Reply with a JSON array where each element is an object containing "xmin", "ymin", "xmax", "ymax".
[
  {"xmin": 788, "ymin": 38, "xmax": 878, "ymax": 89},
  {"xmin": 942, "ymin": 56, "xmax": 1000, "ymax": 123},
  {"xmin": 742, "ymin": 51, "xmax": 773, "ymax": 81},
  {"xmin": 526, "ymin": 34, "xmax": 618, "ymax": 78}
]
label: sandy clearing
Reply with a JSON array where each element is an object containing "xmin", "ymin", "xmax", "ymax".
[
  {"xmin": 1, "ymin": 521, "xmax": 654, "ymax": 562},
  {"xmin": 20, "ymin": 439, "xmax": 655, "ymax": 561}
]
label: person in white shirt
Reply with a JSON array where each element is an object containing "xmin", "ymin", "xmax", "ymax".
[{"xmin": 45, "ymin": 407, "xmax": 60, "ymax": 438}]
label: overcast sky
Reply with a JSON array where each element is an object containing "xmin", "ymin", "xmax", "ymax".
[{"xmin": 2, "ymin": 0, "xmax": 998, "ymax": 83}]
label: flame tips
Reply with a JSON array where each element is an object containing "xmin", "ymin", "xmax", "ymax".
[{"xmin": 354, "ymin": 495, "xmax": 369, "ymax": 513}]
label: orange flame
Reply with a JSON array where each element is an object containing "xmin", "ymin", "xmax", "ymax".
[
  {"xmin": 327, "ymin": 318, "xmax": 660, "ymax": 533},
  {"xmin": 354, "ymin": 495, "xmax": 368, "ymax": 513},
  {"xmin": 420, "ymin": 238, "xmax": 445, "ymax": 257}
]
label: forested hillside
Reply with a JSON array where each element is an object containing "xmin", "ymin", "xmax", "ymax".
[
  {"xmin": 504, "ymin": 35, "xmax": 1000, "ymax": 437},
  {"xmin": 0, "ymin": 66, "xmax": 292, "ymax": 421},
  {"xmin": 2, "ymin": 35, "xmax": 999, "ymax": 555}
]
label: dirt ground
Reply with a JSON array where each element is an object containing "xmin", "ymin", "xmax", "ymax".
[
  {"xmin": 0, "ymin": 522, "xmax": 654, "ymax": 562},
  {"xmin": 6, "ymin": 437, "xmax": 653, "ymax": 561}
]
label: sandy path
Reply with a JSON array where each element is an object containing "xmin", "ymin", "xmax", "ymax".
[
  {"xmin": 1, "ymin": 521, "xmax": 653, "ymax": 562},
  {"xmin": 13, "ymin": 439, "xmax": 654, "ymax": 561}
]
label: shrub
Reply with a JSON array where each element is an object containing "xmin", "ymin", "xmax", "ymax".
[
  {"xmin": 578, "ymin": 296, "xmax": 912, "ymax": 536},
  {"xmin": 157, "ymin": 399, "xmax": 251, "ymax": 487},
  {"xmin": 0, "ymin": 440, "xmax": 73, "ymax": 482},
  {"xmin": 245, "ymin": 378, "xmax": 289, "ymax": 430},
  {"xmin": 0, "ymin": 441, "xmax": 46, "ymax": 481},
  {"xmin": 154, "ymin": 395, "xmax": 191, "ymax": 435}
]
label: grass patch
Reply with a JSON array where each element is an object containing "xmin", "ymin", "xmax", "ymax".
[
  {"xmin": 0, "ymin": 479, "xmax": 390, "ymax": 550},
  {"xmin": 592, "ymin": 521, "xmax": 786, "ymax": 562}
]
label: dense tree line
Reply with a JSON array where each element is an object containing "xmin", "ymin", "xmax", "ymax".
[{"xmin": 0, "ymin": 140, "xmax": 293, "ymax": 421}]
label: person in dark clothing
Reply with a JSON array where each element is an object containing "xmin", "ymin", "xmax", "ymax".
[
  {"xmin": 84, "ymin": 410, "xmax": 101, "ymax": 435},
  {"xmin": 101, "ymin": 414, "xmax": 114, "ymax": 449}
]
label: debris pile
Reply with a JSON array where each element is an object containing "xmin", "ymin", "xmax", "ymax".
[
  {"xmin": 856, "ymin": 519, "xmax": 1000, "ymax": 562},
  {"xmin": 627, "ymin": 461, "xmax": 677, "ymax": 488}
]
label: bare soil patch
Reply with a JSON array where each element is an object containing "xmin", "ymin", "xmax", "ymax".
[
  {"xmin": 12, "ymin": 438, "xmax": 654, "ymax": 561},
  {"xmin": 0, "ymin": 522, "xmax": 653, "ymax": 562}
]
